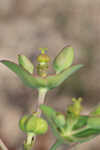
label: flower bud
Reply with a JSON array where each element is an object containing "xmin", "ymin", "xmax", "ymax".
[
  {"xmin": 67, "ymin": 98, "xmax": 83, "ymax": 117},
  {"xmin": 37, "ymin": 54, "xmax": 50, "ymax": 63},
  {"xmin": 37, "ymin": 48, "xmax": 50, "ymax": 63}
]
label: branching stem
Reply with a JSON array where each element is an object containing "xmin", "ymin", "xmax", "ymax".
[
  {"xmin": 0, "ymin": 139, "xmax": 8, "ymax": 150},
  {"xmin": 30, "ymin": 88, "xmax": 48, "ymax": 150}
]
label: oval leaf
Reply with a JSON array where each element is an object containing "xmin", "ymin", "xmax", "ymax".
[
  {"xmin": 88, "ymin": 117, "xmax": 100, "ymax": 129},
  {"xmin": 0, "ymin": 60, "xmax": 42, "ymax": 88},
  {"xmin": 47, "ymin": 64, "xmax": 83, "ymax": 89},
  {"xmin": 40, "ymin": 104, "xmax": 69, "ymax": 144},
  {"xmin": 18, "ymin": 54, "xmax": 34, "ymax": 74},
  {"xmin": 40, "ymin": 104, "xmax": 56, "ymax": 118},
  {"xmin": 53, "ymin": 46, "xmax": 74, "ymax": 73}
]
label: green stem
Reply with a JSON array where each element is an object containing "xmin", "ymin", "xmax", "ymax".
[
  {"xmin": 37, "ymin": 88, "xmax": 48, "ymax": 116},
  {"xmin": 24, "ymin": 133, "xmax": 35, "ymax": 150},
  {"xmin": 0, "ymin": 139, "xmax": 8, "ymax": 150},
  {"xmin": 50, "ymin": 140, "xmax": 63, "ymax": 150},
  {"xmin": 30, "ymin": 88, "xmax": 48, "ymax": 150},
  {"xmin": 26, "ymin": 133, "xmax": 35, "ymax": 145}
]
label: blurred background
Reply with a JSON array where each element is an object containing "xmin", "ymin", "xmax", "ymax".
[{"xmin": 0, "ymin": 0, "xmax": 100, "ymax": 150}]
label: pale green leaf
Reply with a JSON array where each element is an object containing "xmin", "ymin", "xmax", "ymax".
[
  {"xmin": 53, "ymin": 46, "xmax": 74, "ymax": 73},
  {"xmin": 47, "ymin": 64, "xmax": 83, "ymax": 89},
  {"xmin": 18, "ymin": 54, "xmax": 34, "ymax": 74},
  {"xmin": 87, "ymin": 117, "xmax": 100, "ymax": 129},
  {"xmin": 0, "ymin": 60, "xmax": 83, "ymax": 90}
]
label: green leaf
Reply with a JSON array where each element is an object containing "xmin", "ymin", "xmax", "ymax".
[
  {"xmin": 72, "ymin": 116, "xmax": 88, "ymax": 130},
  {"xmin": 0, "ymin": 60, "xmax": 83, "ymax": 90},
  {"xmin": 40, "ymin": 105, "xmax": 100, "ymax": 144},
  {"xmin": 55, "ymin": 113, "xmax": 66, "ymax": 127},
  {"xmin": 73, "ymin": 128, "xmax": 100, "ymax": 138},
  {"xmin": 87, "ymin": 117, "xmax": 100, "ymax": 129},
  {"xmin": 78, "ymin": 135, "xmax": 97, "ymax": 144},
  {"xmin": 53, "ymin": 46, "xmax": 74, "ymax": 73},
  {"xmin": 40, "ymin": 104, "xmax": 56, "ymax": 118},
  {"xmin": 40, "ymin": 105, "xmax": 68, "ymax": 144},
  {"xmin": 47, "ymin": 64, "xmax": 83, "ymax": 89},
  {"xmin": 0, "ymin": 60, "xmax": 42, "ymax": 88},
  {"xmin": 72, "ymin": 116, "xmax": 100, "ymax": 143},
  {"xmin": 90, "ymin": 105, "xmax": 100, "ymax": 116},
  {"xmin": 18, "ymin": 55, "xmax": 34, "ymax": 74}
]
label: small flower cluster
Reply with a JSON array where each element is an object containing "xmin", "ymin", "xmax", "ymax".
[{"xmin": 40, "ymin": 98, "xmax": 100, "ymax": 144}]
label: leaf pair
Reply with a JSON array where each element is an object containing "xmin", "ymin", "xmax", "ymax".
[{"xmin": 0, "ymin": 46, "xmax": 83, "ymax": 90}]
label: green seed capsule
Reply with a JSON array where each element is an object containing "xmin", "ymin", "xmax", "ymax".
[
  {"xmin": 18, "ymin": 55, "xmax": 34, "ymax": 74},
  {"xmin": 19, "ymin": 114, "xmax": 48, "ymax": 135},
  {"xmin": 19, "ymin": 115, "xmax": 28, "ymax": 132},
  {"xmin": 33, "ymin": 117, "xmax": 48, "ymax": 134},
  {"xmin": 53, "ymin": 46, "xmax": 74, "ymax": 73},
  {"xmin": 25, "ymin": 115, "xmax": 48, "ymax": 134},
  {"xmin": 55, "ymin": 113, "xmax": 66, "ymax": 127}
]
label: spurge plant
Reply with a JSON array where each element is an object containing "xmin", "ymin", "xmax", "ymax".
[{"xmin": 1, "ymin": 46, "xmax": 100, "ymax": 150}]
